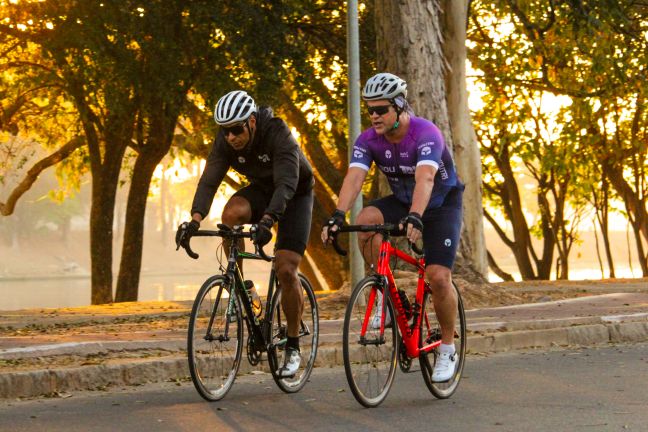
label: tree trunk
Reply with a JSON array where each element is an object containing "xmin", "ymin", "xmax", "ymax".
[
  {"xmin": 85, "ymin": 113, "xmax": 132, "ymax": 304},
  {"xmin": 375, "ymin": 1, "xmax": 449, "ymax": 128},
  {"xmin": 115, "ymin": 125, "xmax": 174, "ymax": 302},
  {"xmin": 442, "ymin": 0, "xmax": 488, "ymax": 278},
  {"xmin": 89, "ymin": 176, "xmax": 117, "ymax": 304},
  {"xmin": 87, "ymin": 129, "xmax": 129, "ymax": 305},
  {"xmin": 492, "ymin": 145, "xmax": 540, "ymax": 279},
  {"xmin": 597, "ymin": 179, "xmax": 616, "ymax": 278},
  {"xmin": 604, "ymin": 159, "xmax": 648, "ymax": 272}
]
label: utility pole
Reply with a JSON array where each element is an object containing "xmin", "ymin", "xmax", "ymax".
[{"xmin": 347, "ymin": 0, "xmax": 364, "ymax": 288}]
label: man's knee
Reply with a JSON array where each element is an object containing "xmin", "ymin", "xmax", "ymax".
[
  {"xmin": 222, "ymin": 197, "xmax": 251, "ymax": 226},
  {"xmin": 356, "ymin": 207, "xmax": 383, "ymax": 225},
  {"xmin": 275, "ymin": 251, "xmax": 300, "ymax": 283},
  {"xmin": 426, "ymin": 266, "xmax": 452, "ymax": 294}
]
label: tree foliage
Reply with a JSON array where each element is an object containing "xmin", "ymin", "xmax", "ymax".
[
  {"xmin": 1, "ymin": 1, "xmax": 375, "ymax": 302},
  {"xmin": 470, "ymin": 0, "xmax": 648, "ymax": 279}
]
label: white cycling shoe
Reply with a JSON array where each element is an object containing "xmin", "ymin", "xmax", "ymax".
[
  {"xmin": 276, "ymin": 348, "xmax": 301, "ymax": 378},
  {"xmin": 370, "ymin": 308, "xmax": 391, "ymax": 329},
  {"xmin": 370, "ymin": 291, "xmax": 391, "ymax": 329},
  {"xmin": 432, "ymin": 344, "xmax": 457, "ymax": 382}
]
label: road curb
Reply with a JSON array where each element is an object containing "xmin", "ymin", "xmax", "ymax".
[
  {"xmin": 0, "ymin": 340, "xmax": 185, "ymax": 360},
  {"xmin": 1, "ymin": 320, "xmax": 647, "ymax": 399}
]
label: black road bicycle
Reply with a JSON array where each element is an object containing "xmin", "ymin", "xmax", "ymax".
[{"xmin": 179, "ymin": 224, "xmax": 319, "ymax": 401}]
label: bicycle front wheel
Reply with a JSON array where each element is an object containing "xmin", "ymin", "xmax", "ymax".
[
  {"xmin": 343, "ymin": 276, "xmax": 398, "ymax": 408},
  {"xmin": 188, "ymin": 275, "xmax": 243, "ymax": 401},
  {"xmin": 268, "ymin": 274, "xmax": 319, "ymax": 393},
  {"xmin": 419, "ymin": 280, "xmax": 466, "ymax": 399}
]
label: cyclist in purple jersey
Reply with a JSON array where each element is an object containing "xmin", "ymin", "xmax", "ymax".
[
  {"xmin": 322, "ymin": 73, "xmax": 464, "ymax": 382},
  {"xmin": 351, "ymin": 116, "xmax": 460, "ymax": 209}
]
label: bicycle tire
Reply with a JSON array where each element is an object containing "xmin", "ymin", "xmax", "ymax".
[
  {"xmin": 419, "ymin": 280, "xmax": 466, "ymax": 399},
  {"xmin": 188, "ymin": 275, "xmax": 243, "ymax": 401},
  {"xmin": 343, "ymin": 276, "xmax": 398, "ymax": 407},
  {"xmin": 267, "ymin": 274, "xmax": 319, "ymax": 393}
]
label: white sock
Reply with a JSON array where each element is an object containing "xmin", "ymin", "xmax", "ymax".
[{"xmin": 439, "ymin": 343, "xmax": 455, "ymax": 355}]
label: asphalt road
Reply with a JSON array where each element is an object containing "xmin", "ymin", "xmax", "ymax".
[{"xmin": 2, "ymin": 343, "xmax": 647, "ymax": 432}]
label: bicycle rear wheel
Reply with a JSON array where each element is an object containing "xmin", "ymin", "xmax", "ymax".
[
  {"xmin": 343, "ymin": 276, "xmax": 398, "ymax": 407},
  {"xmin": 268, "ymin": 274, "xmax": 319, "ymax": 393},
  {"xmin": 419, "ymin": 280, "xmax": 466, "ymax": 399},
  {"xmin": 188, "ymin": 275, "xmax": 243, "ymax": 401}
]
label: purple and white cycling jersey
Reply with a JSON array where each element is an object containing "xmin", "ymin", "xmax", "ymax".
[{"xmin": 350, "ymin": 116, "xmax": 460, "ymax": 209}]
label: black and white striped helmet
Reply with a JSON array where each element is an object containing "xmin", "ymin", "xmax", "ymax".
[
  {"xmin": 362, "ymin": 72, "xmax": 407, "ymax": 101},
  {"xmin": 214, "ymin": 90, "xmax": 257, "ymax": 126}
]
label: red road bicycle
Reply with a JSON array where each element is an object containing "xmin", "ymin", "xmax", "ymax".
[{"xmin": 331, "ymin": 224, "xmax": 466, "ymax": 407}]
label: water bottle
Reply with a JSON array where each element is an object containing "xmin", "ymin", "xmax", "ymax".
[
  {"xmin": 398, "ymin": 289, "xmax": 412, "ymax": 320},
  {"xmin": 244, "ymin": 280, "xmax": 262, "ymax": 318}
]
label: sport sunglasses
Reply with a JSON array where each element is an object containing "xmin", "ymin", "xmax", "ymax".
[
  {"xmin": 366, "ymin": 105, "xmax": 391, "ymax": 116},
  {"xmin": 222, "ymin": 122, "xmax": 247, "ymax": 136}
]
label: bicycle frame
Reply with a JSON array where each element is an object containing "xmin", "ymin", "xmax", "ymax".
[
  {"xmin": 355, "ymin": 233, "xmax": 442, "ymax": 359},
  {"xmin": 333, "ymin": 224, "xmax": 441, "ymax": 358},
  {"xmin": 192, "ymin": 227, "xmax": 278, "ymax": 352},
  {"xmin": 227, "ymin": 250, "xmax": 276, "ymax": 348}
]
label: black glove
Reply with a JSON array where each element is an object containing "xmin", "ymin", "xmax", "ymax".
[
  {"xmin": 323, "ymin": 209, "xmax": 345, "ymax": 240},
  {"xmin": 254, "ymin": 216, "xmax": 274, "ymax": 247},
  {"xmin": 401, "ymin": 212, "xmax": 423, "ymax": 235},
  {"xmin": 175, "ymin": 220, "xmax": 200, "ymax": 249}
]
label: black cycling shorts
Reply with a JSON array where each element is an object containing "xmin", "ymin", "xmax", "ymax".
[
  {"xmin": 368, "ymin": 186, "xmax": 463, "ymax": 269},
  {"xmin": 232, "ymin": 183, "xmax": 313, "ymax": 255}
]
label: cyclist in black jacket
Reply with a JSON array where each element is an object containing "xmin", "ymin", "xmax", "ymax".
[{"xmin": 177, "ymin": 90, "xmax": 314, "ymax": 378}]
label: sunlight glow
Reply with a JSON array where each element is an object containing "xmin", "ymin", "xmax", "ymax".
[
  {"xmin": 153, "ymin": 159, "xmax": 193, "ymax": 184},
  {"xmin": 322, "ymin": 77, "xmax": 336, "ymax": 91},
  {"xmin": 209, "ymin": 28, "xmax": 225, "ymax": 49}
]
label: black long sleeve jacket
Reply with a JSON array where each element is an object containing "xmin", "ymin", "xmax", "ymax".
[{"xmin": 190, "ymin": 106, "xmax": 314, "ymax": 220}]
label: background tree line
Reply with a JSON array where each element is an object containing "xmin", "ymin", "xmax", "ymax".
[
  {"xmin": 470, "ymin": 0, "xmax": 647, "ymax": 280},
  {"xmin": 1, "ymin": 0, "xmax": 645, "ymax": 305}
]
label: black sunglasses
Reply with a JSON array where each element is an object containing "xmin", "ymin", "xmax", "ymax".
[
  {"xmin": 222, "ymin": 122, "xmax": 247, "ymax": 137},
  {"xmin": 367, "ymin": 105, "xmax": 391, "ymax": 116}
]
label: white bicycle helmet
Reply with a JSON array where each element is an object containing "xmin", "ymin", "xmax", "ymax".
[
  {"xmin": 214, "ymin": 90, "xmax": 257, "ymax": 126},
  {"xmin": 362, "ymin": 72, "xmax": 407, "ymax": 101}
]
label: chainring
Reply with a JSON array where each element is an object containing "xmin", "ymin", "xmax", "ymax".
[{"xmin": 247, "ymin": 333, "xmax": 262, "ymax": 365}]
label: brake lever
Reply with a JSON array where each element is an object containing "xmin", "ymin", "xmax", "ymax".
[
  {"xmin": 175, "ymin": 226, "xmax": 199, "ymax": 259},
  {"xmin": 250, "ymin": 224, "xmax": 272, "ymax": 261}
]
